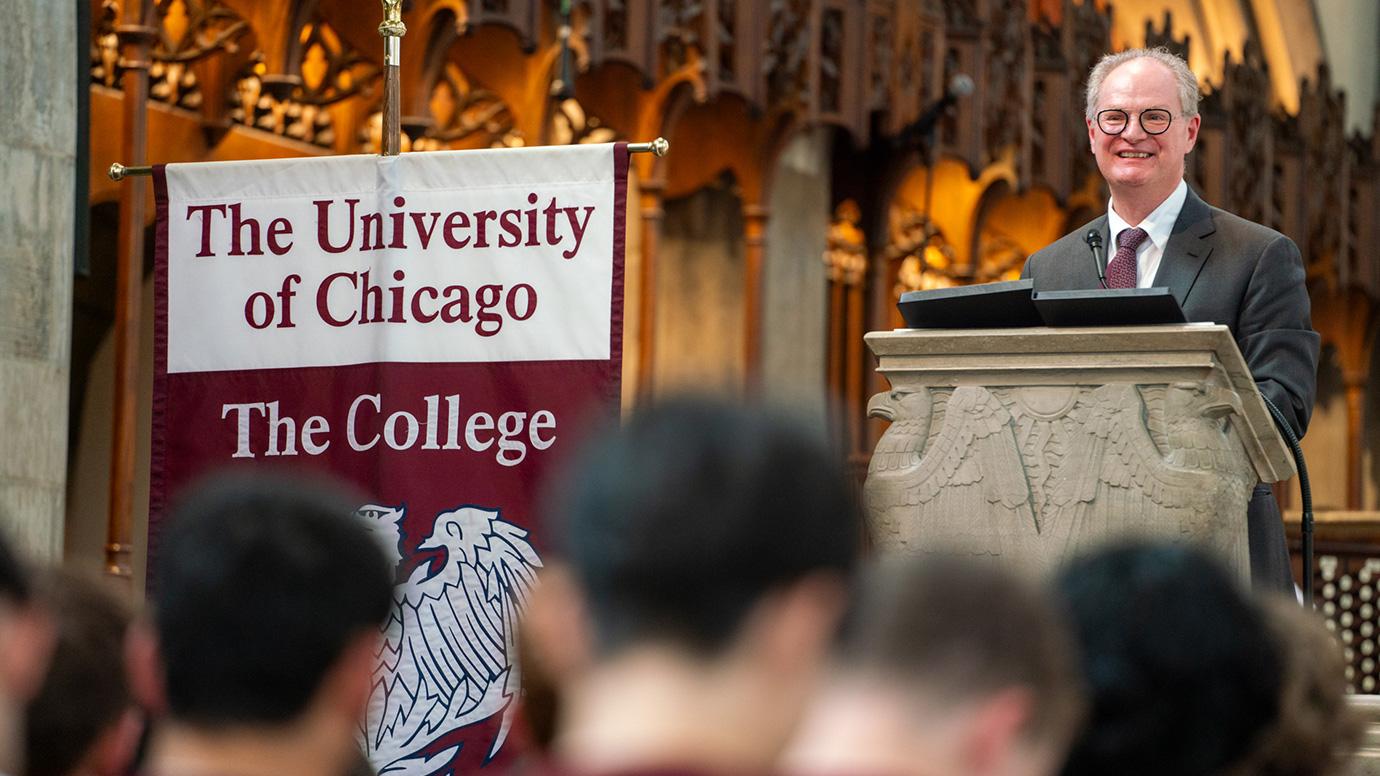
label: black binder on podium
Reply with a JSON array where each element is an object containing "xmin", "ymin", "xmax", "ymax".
[{"xmin": 898, "ymin": 279, "xmax": 1187, "ymax": 329}]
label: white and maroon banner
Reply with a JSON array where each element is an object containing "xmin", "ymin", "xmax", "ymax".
[{"xmin": 151, "ymin": 143, "xmax": 628, "ymax": 774}]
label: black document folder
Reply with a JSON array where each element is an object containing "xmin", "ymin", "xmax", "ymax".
[
  {"xmin": 1033, "ymin": 287, "xmax": 1187, "ymax": 326},
  {"xmin": 898, "ymin": 280, "xmax": 1043, "ymax": 328},
  {"xmin": 897, "ymin": 281, "xmax": 1186, "ymax": 328}
]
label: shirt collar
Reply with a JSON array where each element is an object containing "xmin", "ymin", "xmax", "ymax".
[{"xmin": 1107, "ymin": 179, "xmax": 1188, "ymax": 251}]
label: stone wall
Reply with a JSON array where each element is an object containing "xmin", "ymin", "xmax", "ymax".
[{"xmin": 0, "ymin": 0, "xmax": 76, "ymax": 559}]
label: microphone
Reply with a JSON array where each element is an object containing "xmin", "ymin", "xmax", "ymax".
[
  {"xmin": 1085, "ymin": 230, "xmax": 1107, "ymax": 289},
  {"xmin": 899, "ymin": 74, "xmax": 975, "ymax": 146}
]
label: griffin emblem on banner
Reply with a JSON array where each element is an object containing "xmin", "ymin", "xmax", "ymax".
[{"xmin": 357, "ymin": 504, "xmax": 543, "ymax": 774}]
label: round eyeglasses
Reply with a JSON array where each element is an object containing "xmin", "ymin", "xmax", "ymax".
[{"xmin": 1096, "ymin": 108, "xmax": 1174, "ymax": 136}]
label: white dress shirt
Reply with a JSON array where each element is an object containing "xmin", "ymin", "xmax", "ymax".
[{"xmin": 1106, "ymin": 179, "xmax": 1188, "ymax": 288}]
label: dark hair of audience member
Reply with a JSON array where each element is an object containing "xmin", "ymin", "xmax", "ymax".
[
  {"xmin": 24, "ymin": 569, "xmax": 134, "ymax": 776},
  {"xmin": 1056, "ymin": 542, "xmax": 1281, "ymax": 776},
  {"xmin": 155, "ymin": 472, "xmax": 393, "ymax": 727},
  {"xmin": 1225, "ymin": 596, "xmax": 1363, "ymax": 776},
  {"xmin": 546, "ymin": 398, "xmax": 861, "ymax": 656},
  {"xmin": 837, "ymin": 555, "xmax": 1086, "ymax": 749},
  {"xmin": 0, "ymin": 525, "xmax": 31, "ymax": 604}
]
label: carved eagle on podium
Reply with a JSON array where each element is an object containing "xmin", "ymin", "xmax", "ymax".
[
  {"xmin": 864, "ymin": 379, "xmax": 1254, "ymax": 569},
  {"xmin": 1050, "ymin": 382, "xmax": 1250, "ymax": 557},
  {"xmin": 356, "ymin": 504, "xmax": 542, "ymax": 775},
  {"xmin": 865, "ymin": 386, "xmax": 1035, "ymax": 557}
]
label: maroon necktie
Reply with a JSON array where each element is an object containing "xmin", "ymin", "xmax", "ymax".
[{"xmin": 1106, "ymin": 227, "xmax": 1148, "ymax": 289}]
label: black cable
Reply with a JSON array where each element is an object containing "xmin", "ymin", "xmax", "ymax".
[{"xmin": 1260, "ymin": 394, "xmax": 1313, "ymax": 606}]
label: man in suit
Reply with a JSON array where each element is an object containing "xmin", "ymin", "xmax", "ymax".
[{"xmin": 1022, "ymin": 47, "xmax": 1319, "ymax": 591}]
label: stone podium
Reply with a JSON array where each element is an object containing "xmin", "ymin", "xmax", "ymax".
[{"xmin": 863, "ymin": 324, "xmax": 1295, "ymax": 579}]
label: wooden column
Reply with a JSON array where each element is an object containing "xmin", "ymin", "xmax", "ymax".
[
  {"xmin": 826, "ymin": 278, "xmax": 845, "ymax": 401},
  {"xmin": 844, "ymin": 278, "xmax": 866, "ymax": 455},
  {"xmin": 742, "ymin": 203, "xmax": 769, "ymax": 388},
  {"xmin": 1346, "ymin": 375, "xmax": 1366, "ymax": 510},
  {"xmin": 107, "ymin": 0, "xmax": 157, "ymax": 581},
  {"xmin": 636, "ymin": 180, "xmax": 665, "ymax": 398}
]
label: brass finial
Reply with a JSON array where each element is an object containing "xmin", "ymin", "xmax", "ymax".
[{"xmin": 379, "ymin": 0, "xmax": 406, "ymax": 38}]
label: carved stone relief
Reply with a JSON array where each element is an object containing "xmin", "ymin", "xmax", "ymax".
[{"xmin": 865, "ymin": 379, "xmax": 1254, "ymax": 575}]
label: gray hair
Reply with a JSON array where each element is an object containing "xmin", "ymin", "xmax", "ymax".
[{"xmin": 1085, "ymin": 47, "xmax": 1200, "ymax": 120}]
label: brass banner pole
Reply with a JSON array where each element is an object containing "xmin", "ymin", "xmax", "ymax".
[
  {"xmin": 379, "ymin": 0, "xmax": 406, "ymax": 156},
  {"xmin": 109, "ymin": 137, "xmax": 669, "ymax": 179}
]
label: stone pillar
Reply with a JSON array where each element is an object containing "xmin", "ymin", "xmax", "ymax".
[
  {"xmin": 0, "ymin": 0, "xmax": 77, "ymax": 559},
  {"xmin": 763, "ymin": 129, "xmax": 831, "ymax": 418}
]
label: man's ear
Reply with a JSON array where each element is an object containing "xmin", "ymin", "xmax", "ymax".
[
  {"xmin": 1087, "ymin": 116, "xmax": 1097, "ymax": 150},
  {"xmin": 0, "ymin": 603, "xmax": 54, "ymax": 702},
  {"xmin": 1184, "ymin": 113, "xmax": 1201, "ymax": 152},
  {"xmin": 961, "ymin": 688, "xmax": 1033, "ymax": 776},
  {"xmin": 521, "ymin": 562, "xmax": 594, "ymax": 684},
  {"xmin": 125, "ymin": 621, "xmax": 168, "ymax": 716}
]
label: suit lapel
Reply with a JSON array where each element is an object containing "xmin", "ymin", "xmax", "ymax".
[{"xmin": 1150, "ymin": 186, "xmax": 1216, "ymax": 307}]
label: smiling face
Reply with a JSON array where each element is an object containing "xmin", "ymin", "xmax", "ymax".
[{"xmin": 1088, "ymin": 57, "xmax": 1200, "ymax": 209}]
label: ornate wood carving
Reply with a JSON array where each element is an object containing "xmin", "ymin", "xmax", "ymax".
[
  {"xmin": 867, "ymin": 9, "xmax": 891, "ymax": 112},
  {"xmin": 1143, "ymin": 11, "xmax": 1190, "ymax": 62},
  {"xmin": 412, "ymin": 62, "xmax": 519, "ymax": 150},
  {"xmin": 1030, "ymin": 19, "xmax": 1065, "ymax": 192},
  {"xmin": 227, "ymin": 53, "xmax": 335, "ymax": 147},
  {"xmin": 1218, "ymin": 41, "xmax": 1274, "ymax": 225},
  {"xmin": 1063, "ymin": 0, "xmax": 1109, "ymax": 194},
  {"xmin": 763, "ymin": 0, "xmax": 812, "ymax": 109},
  {"xmin": 93, "ymin": 0, "xmax": 249, "ymax": 110},
  {"xmin": 657, "ymin": 0, "xmax": 703, "ymax": 78},
  {"xmin": 92, "ymin": 1, "xmax": 122, "ymax": 87},
  {"xmin": 549, "ymin": 98, "xmax": 620, "ymax": 146},
  {"xmin": 819, "ymin": 6, "xmax": 846, "ymax": 117},
  {"xmin": 1299, "ymin": 65, "xmax": 1347, "ymax": 281},
  {"xmin": 983, "ymin": 0, "xmax": 1029, "ymax": 168},
  {"xmin": 604, "ymin": 0, "xmax": 629, "ymax": 51}
]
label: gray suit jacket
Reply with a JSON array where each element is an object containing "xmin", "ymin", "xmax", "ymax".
[{"xmin": 1022, "ymin": 186, "xmax": 1320, "ymax": 439}]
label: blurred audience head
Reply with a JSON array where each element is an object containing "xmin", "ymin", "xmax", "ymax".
[
  {"xmin": 25, "ymin": 569, "xmax": 140, "ymax": 776},
  {"xmin": 0, "ymin": 524, "xmax": 55, "ymax": 775},
  {"xmin": 787, "ymin": 555, "xmax": 1085, "ymax": 776},
  {"xmin": 129, "ymin": 472, "xmax": 392, "ymax": 776},
  {"xmin": 526, "ymin": 397, "xmax": 861, "ymax": 771},
  {"xmin": 1056, "ymin": 541, "xmax": 1280, "ymax": 776},
  {"xmin": 1224, "ymin": 595, "xmax": 1362, "ymax": 776}
]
